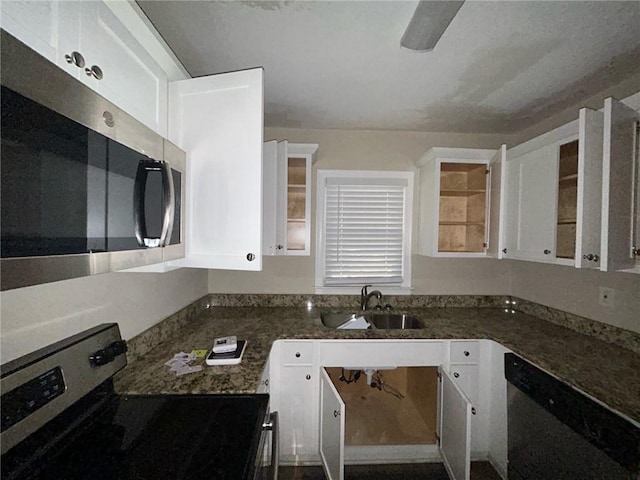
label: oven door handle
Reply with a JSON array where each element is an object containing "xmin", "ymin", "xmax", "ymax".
[
  {"xmin": 133, "ymin": 159, "xmax": 175, "ymax": 247},
  {"xmin": 263, "ymin": 411, "xmax": 279, "ymax": 480}
]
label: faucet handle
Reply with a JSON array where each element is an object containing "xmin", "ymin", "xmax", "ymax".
[{"xmin": 361, "ymin": 285, "xmax": 372, "ymax": 297}]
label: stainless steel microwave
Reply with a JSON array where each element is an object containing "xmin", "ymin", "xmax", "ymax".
[{"xmin": 0, "ymin": 31, "xmax": 186, "ymax": 291}]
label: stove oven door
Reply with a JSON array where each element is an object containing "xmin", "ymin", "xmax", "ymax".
[{"xmin": 254, "ymin": 411, "xmax": 279, "ymax": 480}]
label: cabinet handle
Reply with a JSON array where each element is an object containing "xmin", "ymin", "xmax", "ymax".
[
  {"xmin": 306, "ymin": 374, "xmax": 311, "ymax": 380},
  {"xmin": 65, "ymin": 51, "xmax": 85, "ymax": 68},
  {"xmin": 543, "ymin": 249, "xmax": 551, "ymax": 255},
  {"xmin": 463, "ymin": 351, "xmax": 470, "ymax": 357},
  {"xmin": 85, "ymin": 65, "xmax": 103, "ymax": 80},
  {"xmin": 453, "ymin": 372, "xmax": 460, "ymax": 378},
  {"xmin": 333, "ymin": 410, "xmax": 340, "ymax": 418},
  {"xmin": 246, "ymin": 253, "xmax": 256, "ymax": 261},
  {"xmin": 295, "ymin": 352, "xmax": 301, "ymax": 358}
]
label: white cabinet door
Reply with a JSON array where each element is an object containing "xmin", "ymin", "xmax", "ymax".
[
  {"xmin": 439, "ymin": 366, "xmax": 472, "ymax": 480},
  {"xmin": 504, "ymin": 145, "xmax": 558, "ymax": 262},
  {"xmin": 168, "ymin": 68, "xmax": 264, "ymax": 271},
  {"xmin": 601, "ymin": 97, "xmax": 639, "ymax": 272},
  {"xmin": 79, "ymin": 2, "xmax": 168, "ymax": 135},
  {"xmin": 487, "ymin": 145, "xmax": 507, "ymax": 259},
  {"xmin": 263, "ymin": 140, "xmax": 288, "ymax": 255},
  {"xmin": 0, "ymin": 0, "xmax": 80, "ymax": 79},
  {"xmin": 279, "ymin": 366, "xmax": 315, "ymax": 459},
  {"xmin": 320, "ymin": 368, "xmax": 345, "ymax": 480},
  {"xmin": 575, "ymin": 107, "xmax": 604, "ymax": 268}
]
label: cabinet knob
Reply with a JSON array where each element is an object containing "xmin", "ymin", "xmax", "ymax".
[
  {"xmin": 65, "ymin": 51, "xmax": 85, "ymax": 67},
  {"xmin": 306, "ymin": 374, "xmax": 311, "ymax": 380},
  {"xmin": 463, "ymin": 351, "xmax": 470, "ymax": 357},
  {"xmin": 583, "ymin": 253, "xmax": 600, "ymax": 262},
  {"xmin": 633, "ymin": 248, "xmax": 640, "ymax": 257},
  {"xmin": 502, "ymin": 248, "xmax": 507, "ymax": 254},
  {"xmin": 453, "ymin": 372, "xmax": 460, "ymax": 378},
  {"xmin": 471, "ymin": 407, "xmax": 477, "ymax": 415},
  {"xmin": 543, "ymin": 249, "xmax": 551, "ymax": 255},
  {"xmin": 246, "ymin": 253, "xmax": 256, "ymax": 261},
  {"xmin": 295, "ymin": 352, "xmax": 301, "ymax": 358},
  {"xmin": 85, "ymin": 65, "xmax": 103, "ymax": 80},
  {"xmin": 276, "ymin": 244, "xmax": 284, "ymax": 250}
]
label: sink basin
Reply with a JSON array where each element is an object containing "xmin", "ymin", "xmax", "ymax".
[
  {"xmin": 320, "ymin": 311, "xmax": 423, "ymax": 329},
  {"xmin": 366, "ymin": 314, "xmax": 423, "ymax": 329}
]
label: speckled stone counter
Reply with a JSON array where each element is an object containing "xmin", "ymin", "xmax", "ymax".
[{"xmin": 114, "ymin": 305, "xmax": 640, "ymax": 423}]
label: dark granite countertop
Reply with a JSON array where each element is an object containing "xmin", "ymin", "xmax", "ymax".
[{"xmin": 114, "ymin": 306, "xmax": 640, "ymax": 423}]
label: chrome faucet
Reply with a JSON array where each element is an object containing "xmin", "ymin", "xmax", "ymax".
[{"xmin": 360, "ymin": 284, "xmax": 382, "ymax": 311}]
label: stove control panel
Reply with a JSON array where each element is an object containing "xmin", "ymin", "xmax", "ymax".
[{"xmin": 1, "ymin": 367, "xmax": 65, "ymax": 433}]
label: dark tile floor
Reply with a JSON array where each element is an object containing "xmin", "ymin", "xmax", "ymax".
[{"xmin": 280, "ymin": 461, "xmax": 502, "ymax": 480}]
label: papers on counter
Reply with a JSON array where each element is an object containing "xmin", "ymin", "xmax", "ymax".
[
  {"xmin": 337, "ymin": 316, "xmax": 371, "ymax": 329},
  {"xmin": 165, "ymin": 351, "xmax": 203, "ymax": 376}
]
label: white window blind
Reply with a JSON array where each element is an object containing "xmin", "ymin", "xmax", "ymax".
[{"xmin": 316, "ymin": 171, "xmax": 413, "ymax": 289}]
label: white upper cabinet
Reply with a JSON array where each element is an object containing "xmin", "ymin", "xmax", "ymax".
[
  {"xmin": 487, "ymin": 145, "xmax": 507, "ymax": 259},
  {"xmin": 416, "ymin": 147, "xmax": 500, "ymax": 257},
  {"xmin": 1, "ymin": 0, "xmax": 169, "ymax": 136},
  {"xmin": 601, "ymin": 97, "xmax": 640, "ymax": 273},
  {"xmin": 502, "ymin": 116, "xmax": 607, "ymax": 267},
  {"xmin": 503, "ymin": 141, "xmax": 562, "ymax": 262},
  {"xmin": 575, "ymin": 108, "xmax": 604, "ymax": 268},
  {"xmin": 263, "ymin": 141, "xmax": 318, "ymax": 256},
  {"xmin": 168, "ymin": 68, "xmax": 264, "ymax": 271}
]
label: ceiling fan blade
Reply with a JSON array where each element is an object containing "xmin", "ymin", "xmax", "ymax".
[{"xmin": 401, "ymin": 0, "xmax": 465, "ymax": 52}]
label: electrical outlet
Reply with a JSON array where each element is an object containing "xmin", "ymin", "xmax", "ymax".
[{"xmin": 599, "ymin": 287, "xmax": 615, "ymax": 307}]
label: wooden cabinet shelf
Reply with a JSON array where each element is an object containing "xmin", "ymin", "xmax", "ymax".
[
  {"xmin": 416, "ymin": 147, "xmax": 500, "ymax": 257},
  {"xmin": 440, "ymin": 189, "xmax": 486, "ymax": 197}
]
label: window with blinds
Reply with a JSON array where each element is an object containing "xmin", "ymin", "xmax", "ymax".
[{"xmin": 316, "ymin": 170, "xmax": 413, "ymax": 291}]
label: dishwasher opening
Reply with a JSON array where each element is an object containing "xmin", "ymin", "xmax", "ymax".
[{"xmin": 504, "ymin": 353, "xmax": 640, "ymax": 480}]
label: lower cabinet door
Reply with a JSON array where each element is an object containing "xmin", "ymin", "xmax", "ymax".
[
  {"xmin": 320, "ymin": 368, "xmax": 345, "ymax": 480},
  {"xmin": 438, "ymin": 366, "xmax": 472, "ymax": 480}
]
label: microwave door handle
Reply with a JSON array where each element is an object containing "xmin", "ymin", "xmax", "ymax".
[
  {"xmin": 134, "ymin": 160, "xmax": 173, "ymax": 248},
  {"xmin": 133, "ymin": 160, "xmax": 150, "ymax": 247},
  {"xmin": 159, "ymin": 161, "xmax": 175, "ymax": 247}
]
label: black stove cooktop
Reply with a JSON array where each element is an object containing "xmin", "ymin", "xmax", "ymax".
[{"xmin": 2, "ymin": 386, "xmax": 269, "ymax": 480}]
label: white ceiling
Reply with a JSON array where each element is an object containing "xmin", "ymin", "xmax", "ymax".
[{"xmin": 138, "ymin": 0, "xmax": 640, "ymax": 134}]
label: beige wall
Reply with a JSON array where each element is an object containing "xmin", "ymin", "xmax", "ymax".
[
  {"xmin": 0, "ymin": 269, "xmax": 208, "ymax": 363},
  {"xmin": 510, "ymin": 261, "xmax": 640, "ymax": 333},
  {"xmin": 209, "ymin": 127, "xmax": 513, "ymax": 295}
]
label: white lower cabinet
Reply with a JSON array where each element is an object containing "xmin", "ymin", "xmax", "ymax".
[
  {"xmin": 270, "ymin": 339, "xmax": 508, "ymax": 480},
  {"xmin": 438, "ymin": 367, "xmax": 472, "ymax": 480}
]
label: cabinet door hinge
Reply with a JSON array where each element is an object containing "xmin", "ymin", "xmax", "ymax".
[
  {"xmin": 485, "ymin": 168, "xmax": 490, "ymax": 175},
  {"xmin": 435, "ymin": 432, "xmax": 440, "ymax": 445}
]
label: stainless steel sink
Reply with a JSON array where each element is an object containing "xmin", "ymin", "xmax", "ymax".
[
  {"xmin": 320, "ymin": 311, "xmax": 423, "ymax": 329},
  {"xmin": 367, "ymin": 314, "xmax": 423, "ymax": 329}
]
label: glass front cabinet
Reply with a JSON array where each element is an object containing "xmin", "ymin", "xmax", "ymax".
[{"xmin": 263, "ymin": 141, "xmax": 318, "ymax": 256}]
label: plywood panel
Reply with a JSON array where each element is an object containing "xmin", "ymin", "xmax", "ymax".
[
  {"xmin": 325, "ymin": 367, "xmax": 437, "ymax": 446},
  {"xmin": 440, "ymin": 197, "xmax": 468, "ymax": 223}
]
